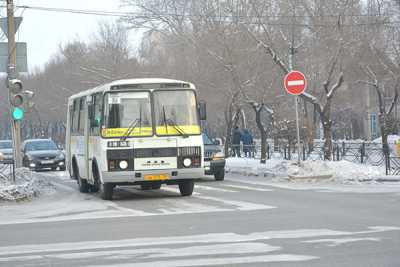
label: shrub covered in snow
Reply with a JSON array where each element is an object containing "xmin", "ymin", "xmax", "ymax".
[{"xmin": 0, "ymin": 168, "xmax": 55, "ymax": 201}]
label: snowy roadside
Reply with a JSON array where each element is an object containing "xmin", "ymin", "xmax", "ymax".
[
  {"xmin": 0, "ymin": 168, "xmax": 56, "ymax": 201},
  {"xmin": 225, "ymin": 157, "xmax": 400, "ymax": 184}
]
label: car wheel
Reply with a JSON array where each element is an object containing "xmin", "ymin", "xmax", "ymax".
[
  {"xmin": 101, "ymin": 183, "xmax": 114, "ymax": 200},
  {"xmin": 214, "ymin": 169, "xmax": 225, "ymax": 181},
  {"xmin": 59, "ymin": 166, "xmax": 66, "ymax": 171},
  {"xmin": 51, "ymin": 167, "xmax": 57, "ymax": 171},
  {"xmin": 151, "ymin": 183, "xmax": 162, "ymax": 190},
  {"xmin": 179, "ymin": 180, "xmax": 194, "ymax": 196}
]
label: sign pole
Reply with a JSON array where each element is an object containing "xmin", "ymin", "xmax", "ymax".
[
  {"xmin": 295, "ymin": 96, "xmax": 301, "ymax": 165},
  {"xmin": 284, "ymin": 70, "xmax": 307, "ymax": 165},
  {"xmin": 7, "ymin": 0, "xmax": 22, "ymax": 168}
]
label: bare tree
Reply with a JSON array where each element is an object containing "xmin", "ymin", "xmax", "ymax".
[{"xmin": 359, "ymin": 61, "xmax": 399, "ymax": 155}]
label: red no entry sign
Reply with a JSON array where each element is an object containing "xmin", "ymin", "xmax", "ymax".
[{"xmin": 284, "ymin": 70, "xmax": 307, "ymax": 95}]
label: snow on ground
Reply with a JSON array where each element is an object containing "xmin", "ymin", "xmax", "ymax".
[
  {"xmin": 0, "ymin": 168, "xmax": 56, "ymax": 201},
  {"xmin": 226, "ymin": 157, "xmax": 396, "ymax": 184}
]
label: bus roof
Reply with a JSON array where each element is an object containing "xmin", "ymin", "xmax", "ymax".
[{"xmin": 68, "ymin": 78, "xmax": 196, "ymax": 101}]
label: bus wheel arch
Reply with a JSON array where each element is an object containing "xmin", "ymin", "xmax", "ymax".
[
  {"xmin": 90, "ymin": 159, "xmax": 101, "ymax": 193},
  {"xmin": 72, "ymin": 155, "xmax": 90, "ymax": 193}
]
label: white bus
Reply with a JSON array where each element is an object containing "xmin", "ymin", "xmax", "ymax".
[{"xmin": 66, "ymin": 78, "xmax": 206, "ymax": 200}]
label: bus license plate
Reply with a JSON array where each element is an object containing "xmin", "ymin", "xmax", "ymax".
[{"xmin": 144, "ymin": 174, "xmax": 170, "ymax": 181}]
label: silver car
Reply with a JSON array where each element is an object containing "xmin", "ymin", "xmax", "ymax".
[{"xmin": 0, "ymin": 140, "xmax": 13, "ymax": 160}]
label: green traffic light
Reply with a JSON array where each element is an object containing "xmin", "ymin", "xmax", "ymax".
[{"xmin": 12, "ymin": 107, "xmax": 24, "ymax": 120}]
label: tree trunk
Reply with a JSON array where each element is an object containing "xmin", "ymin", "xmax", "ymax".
[
  {"xmin": 255, "ymin": 108, "xmax": 267, "ymax": 164},
  {"xmin": 322, "ymin": 118, "xmax": 333, "ymax": 160},
  {"xmin": 379, "ymin": 114, "xmax": 389, "ymax": 157}
]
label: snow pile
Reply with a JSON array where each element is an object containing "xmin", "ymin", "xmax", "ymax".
[
  {"xmin": 226, "ymin": 157, "xmax": 289, "ymax": 178},
  {"xmin": 0, "ymin": 168, "xmax": 56, "ymax": 201},
  {"xmin": 226, "ymin": 157, "xmax": 389, "ymax": 183},
  {"xmin": 287, "ymin": 161, "xmax": 333, "ymax": 178}
]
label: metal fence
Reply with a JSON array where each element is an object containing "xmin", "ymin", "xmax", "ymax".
[
  {"xmin": 0, "ymin": 159, "xmax": 15, "ymax": 182},
  {"xmin": 227, "ymin": 140, "xmax": 400, "ymax": 175}
]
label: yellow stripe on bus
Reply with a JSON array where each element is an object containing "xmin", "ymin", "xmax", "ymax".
[
  {"xmin": 101, "ymin": 125, "xmax": 200, "ymax": 137},
  {"xmin": 156, "ymin": 125, "xmax": 200, "ymax": 135},
  {"xmin": 102, "ymin": 127, "xmax": 153, "ymax": 137}
]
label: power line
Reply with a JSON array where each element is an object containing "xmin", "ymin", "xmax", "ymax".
[
  {"xmin": 1, "ymin": 4, "xmax": 398, "ymax": 28},
  {"xmin": 7, "ymin": 4, "xmax": 399, "ymax": 19}
]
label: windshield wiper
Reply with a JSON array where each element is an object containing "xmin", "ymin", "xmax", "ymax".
[
  {"xmin": 121, "ymin": 118, "xmax": 140, "ymax": 141},
  {"xmin": 121, "ymin": 105, "xmax": 143, "ymax": 141},
  {"xmin": 166, "ymin": 118, "xmax": 189, "ymax": 138},
  {"xmin": 161, "ymin": 105, "xmax": 188, "ymax": 138}
]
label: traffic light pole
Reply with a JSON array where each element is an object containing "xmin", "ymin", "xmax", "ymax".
[{"xmin": 7, "ymin": 0, "xmax": 22, "ymax": 168}]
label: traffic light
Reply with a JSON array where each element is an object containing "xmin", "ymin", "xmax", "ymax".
[
  {"xmin": 8, "ymin": 78, "xmax": 24, "ymax": 120},
  {"xmin": 7, "ymin": 79, "xmax": 35, "ymax": 121},
  {"xmin": 23, "ymin": 90, "xmax": 35, "ymax": 111}
]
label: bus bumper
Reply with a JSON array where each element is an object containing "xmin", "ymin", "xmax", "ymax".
[{"xmin": 101, "ymin": 168, "xmax": 204, "ymax": 184}]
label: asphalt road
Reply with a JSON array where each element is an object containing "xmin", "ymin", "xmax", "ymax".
[{"xmin": 0, "ymin": 171, "xmax": 399, "ymax": 266}]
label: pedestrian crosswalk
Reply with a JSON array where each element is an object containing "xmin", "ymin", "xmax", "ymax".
[
  {"xmin": 0, "ymin": 177, "xmax": 277, "ymax": 226},
  {"xmin": 0, "ymin": 226, "xmax": 398, "ymax": 266}
]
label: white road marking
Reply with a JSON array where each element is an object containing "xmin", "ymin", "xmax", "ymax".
[
  {"xmin": 0, "ymin": 186, "xmax": 274, "ymax": 225},
  {"xmin": 303, "ymin": 237, "xmax": 380, "ymax": 246},
  {"xmin": 0, "ymin": 243, "xmax": 279, "ymax": 261},
  {"xmin": 223, "ymin": 184, "xmax": 273, "ymax": 192},
  {"xmin": 85, "ymin": 254, "xmax": 318, "ymax": 267},
  {"xmin": 287, "ymin": 80, "xmax": 305, "ymax": 86},
  {"xmin": 0, "ymin": 226, "xmax": 397, "ymax": 257},
  {"xmin": 196, "ymin": 195, "xmax": 276, "ymax": 211},
  {"xmin": 195, "ymin": 184, "xmax": 238, "ymax": 193}
]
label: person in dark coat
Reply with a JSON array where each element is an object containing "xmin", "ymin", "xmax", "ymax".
[
  {"xmin": 232, "ymin": 126, "xmax": 242, "ymax": 157},
  {"xmin": 241, "ymin": 129, "xmax": 254, "ymax": 157}
]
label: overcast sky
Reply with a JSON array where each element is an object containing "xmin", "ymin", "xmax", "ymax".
[{"xmin": 6, "ymin": 0, "xmax": 133, "ymax": 72}]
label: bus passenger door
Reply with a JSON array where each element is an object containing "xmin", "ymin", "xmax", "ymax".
[{"xmin": 87, "ymin": 93, "xmax": 102, "ymax": 184}]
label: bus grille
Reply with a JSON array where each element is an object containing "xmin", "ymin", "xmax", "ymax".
[{"xmin": 178, "ymin": 146, "xmax": 201, "ymax": 157}]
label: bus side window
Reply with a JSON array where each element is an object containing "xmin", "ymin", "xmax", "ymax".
[
  {"xmin": 78, "ymin": 98, "xmax": 86, "ymax": 134},
  {"xmin": 72, "ymin": 99, "xmax": 80, "ymax": 135},
  {"xmin": 90, "ymin": 93, "xmax": 102, "ymax": 135}
]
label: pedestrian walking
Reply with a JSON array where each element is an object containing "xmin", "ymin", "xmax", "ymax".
[
  {"xmin": 232, "ymin": 126, "xmax": 242, "ymax": 157},
  {"xmin": 241, "ymin": 129, "xmax": 254, "ymax": 157}
]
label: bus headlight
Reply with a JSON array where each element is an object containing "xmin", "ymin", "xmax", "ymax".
[
  {"xmin": 183, "ymin": 158, "xmax": 192, "ymax": 167},
  {"xmin": 119, "ymin": 160, "xmax": 128, "ymax": 170}
]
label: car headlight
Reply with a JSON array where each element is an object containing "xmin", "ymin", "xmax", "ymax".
[
  {"xmin": 212, "ymin": 152, "xmax": 225, "ymax": 160},
  {"xmin": 56, "ymin": 153, "xmax": 65, "ymax": 160}
]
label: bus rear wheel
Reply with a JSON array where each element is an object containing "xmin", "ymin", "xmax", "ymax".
[
  {"xmin": 74, "ymin": 164, "xmax": 89, "ymax": 193},
  {"xmin": 179, "ymin": 180, "xmax": 194, "ymax": 196},
  {"xmin": 101, "ymin": 183, "xmax": 114, "ymax": 200}
]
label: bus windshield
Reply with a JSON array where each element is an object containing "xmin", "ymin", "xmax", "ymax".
[
  {"xmin": 103, "ymin": 92, "xmax": 153, "ymax": 137},
  {"xmin": 154, "ymin": 90, "xmax": 200, "ymax": 136}
]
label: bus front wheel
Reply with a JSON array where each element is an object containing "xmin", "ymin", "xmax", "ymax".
[
  {"xmin": 179, "ymin": 180, "xmax": 194, "ymax": 196},
  {"xmin": 101, "ymin": 183, "xmax": 114, "ymax": 200}
]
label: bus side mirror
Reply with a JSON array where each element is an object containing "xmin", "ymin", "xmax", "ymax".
[{"xmin": 198, "ymin": 101, "xmax": 207, "ymax": 121}]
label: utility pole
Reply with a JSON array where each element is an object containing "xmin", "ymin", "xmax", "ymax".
[
  {"xmin": 289, "ymin": 3, "xmax": 301, "ymax": 165},
  {"xmin": 7, "ymin": 0, "xmax": 22, "ymax": 168}
]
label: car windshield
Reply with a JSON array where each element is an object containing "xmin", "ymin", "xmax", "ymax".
[
  {"xmin": 153, "ymin": 90, "xmax": 200, "ymax": 136},
  {"xmin": 202, "ymin": 133, "xmax": 214, "ymax": 145},
  {"xmin": 103, "ymin": 92, "xmax": 152, "ymax": 137},
  {"xmin": 25, "ymin": 140, "xmax": 58, "ymax": 151},
  {"xmin": 0, "ymin": 141, "xmax": 12, "ymax": 149}
]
